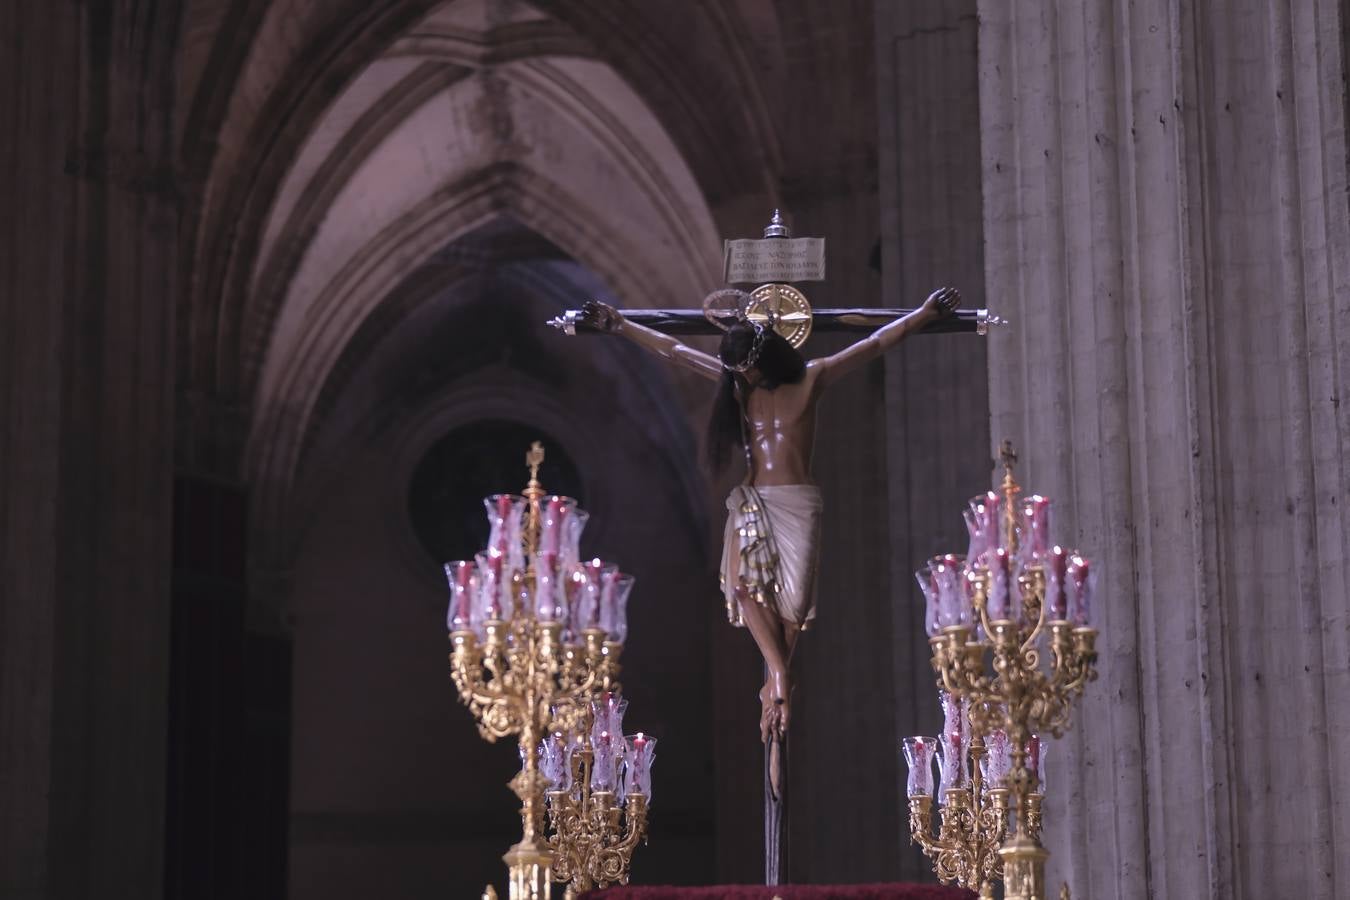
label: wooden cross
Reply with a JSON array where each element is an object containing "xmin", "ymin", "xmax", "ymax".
[
  {"xmin": 550, "ymin": 212, "xmax": 1003, "ymax": 887},
  {"xmin": 549, "ymin": 211, "xmax": 1004, "ymax": 346}
]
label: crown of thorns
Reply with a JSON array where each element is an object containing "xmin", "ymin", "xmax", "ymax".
[{"xmin": 724, "ymin": 321, "xmax": 768, "ymax": 373}]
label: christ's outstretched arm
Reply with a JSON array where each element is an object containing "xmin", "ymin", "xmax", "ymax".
[
  {"xmin": 579, "ymin": 300, "xmax": 722, "ymax": 380},
  {"xmin": 808, "ymin": 287, "xmax": 961, "ymax": 385}
]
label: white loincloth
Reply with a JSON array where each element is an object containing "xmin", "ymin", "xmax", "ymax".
[{"xmin": 721, "ymin": 484, "xmax": 824, "ymax": 630}]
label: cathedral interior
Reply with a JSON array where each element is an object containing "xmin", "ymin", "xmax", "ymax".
[{"xmin": 2, "ymin": 1, "xmax": 1349, "ymax": 898}]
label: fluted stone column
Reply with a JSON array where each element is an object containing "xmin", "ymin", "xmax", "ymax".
[
  {"xmin": 979, "ymin": 1, "xmax": 1350, "ymax": 897},
  {"xmin": 0, "ymin": 2, "xmax": 181, "ymax": 897}
]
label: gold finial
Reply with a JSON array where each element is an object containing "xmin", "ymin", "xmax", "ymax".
[
  {"xmin": 999, "ymin": 439, "xmax": 1022, "ymax": 553},
  {"xmin": 523, "ymin": 441, "xmax": 547, "ymax": 557},
  {"xmin": 1060, "ymin": 883, "xmax": 1072, "ymax": 900},
  {"xmin": 481, "ymin": 886, "xmax": 498, "ymax": 900},
  {"xmin": 524, "ymin": 441, "xmax": 546, "ymax": 503},
  {"xmin": 527, "ymin": 441, "xmax": 545, "ymax": 482}
]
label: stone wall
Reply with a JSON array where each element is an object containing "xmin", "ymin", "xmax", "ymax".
[
  {"xmin": 0, "ymin": 2, "xmax": 182, "ymax": 897},
  {"xmin": 978, "ymin": 1, "xmax": 1350, "ymax": 897}
]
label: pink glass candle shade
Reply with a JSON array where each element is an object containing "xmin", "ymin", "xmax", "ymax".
[
  {"xmin": 534, "ymin": 551, "xmax": 566, "ymax": 623},
  {"xmin": 1019, "ymin": 495, "xmax": 1052, "ymax": 564},
  {"xmin": 444, "ymin": 560, "xmax": 476, "ymax": 632},
  {"xmin": 624, "ymin": 733, "xmax": 656, "ymax": 800},
  {"xmin": 981, "ymin": 729, "xmax": 1012, "ymax": 789},
  {"xmin": 561, "ymin": 507, "xmax": 590, "ymax": 569},
  {"xmin": 930, "ymin": 554, "xmax": 970, "ymax": 628},
  {"xmin": 485, "ymin": 494, "xmax": 527, "ymax": 577},
  {"xmin": 966, "ymin": 492, "xmax": 999, "ymax": 562},
  {"xmin": 986, "ymin": 547, "xmax": 1012, "ymax": 621},
  {"xmin": 915, "ymin": 567, "xmax": 941, "ymax": 637},
  {"xmin": 1067, "ymin": 553, "xmax": 1093, "ymax": 626},
  {"xmin": 539, "ymin": 732, "xmax": 572, "ymax": 793},
  {"xmin": 1026, "ymin": 734, "xmax": 1047, "ymax": 791},
  {"xmin": 572, "ymin": 559, "xmax": 612, "ymax": 631},
  {"xmin": 476, "ymin": 551, "xmax": 509, "ymax": 622},
  {"xmin": 902, "ymin": 736, "xmax": 937, "ymax": 798},
  {"xmin": 937, "ymin": 692, "xmax": 969, "ymax": 802},
  {"xmin": 601, "ymin": 570, "xmax": 635, "ymax": 643},
  {"xmin": 486, "ymin": 494, "xmax": 516, "ymax": 552},
  {"xmin": 591, "ymin": 730, "xmax": 621, "ymax": 793},
  {"xmin": 963, "ymin": 507, "xmax": 984, "ymax": 565},
  {"xmin": 539, "ymin": 495, "xmax": 576, "ymax": 557},
  {"xmin": 941, "ymin": 691, "xmax": 965, "ymax": 742},
  {"xmin": 592, "ymin": 692, "xmax": 628, "ymax": 745},
  {"xmin": 937, "ymin": 736, "xmax": 969, "ymax": 804},
  {"xmin": 1046, "ymin": 545, "xmax": 1069, "ymax": 620}
]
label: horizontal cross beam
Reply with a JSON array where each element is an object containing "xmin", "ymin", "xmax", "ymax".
[{"xmin": 548, "ymin": 308, "xmax": 1004, "ymax": 337}]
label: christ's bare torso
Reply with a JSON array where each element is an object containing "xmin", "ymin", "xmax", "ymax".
[{"xmin": 739, "ymin": 365, "xmax": 827, "ymax": 486}]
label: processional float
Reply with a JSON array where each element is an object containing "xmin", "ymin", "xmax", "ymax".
[
  {"xmin": 444, "ymin": 442, "xmax": 654, "ymax": 899},
  {"xmin": 446, "ymin": 212, "xmax": 1093, "ymax": 899}
]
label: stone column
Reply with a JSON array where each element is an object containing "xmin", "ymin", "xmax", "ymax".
[
  {"xmin": 979, "ymin": 1, "xmax": 1350, "ymax": 897},
  {"xmin": 0, "ymin": 2, "xmax": 181, "ymax": 897},
  {"xmin": 873, "ymin": 0, "xmax": 992, "ymax": 880}
]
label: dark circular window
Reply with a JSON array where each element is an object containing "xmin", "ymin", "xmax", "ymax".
[{"xmin": 407, "ymin": 421, "xmax": 585, "ymax": 565}]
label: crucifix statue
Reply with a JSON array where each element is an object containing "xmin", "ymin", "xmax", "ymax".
[{"xmin": 550, "ymin": 211, "xmax": 996, "ymax": 883}]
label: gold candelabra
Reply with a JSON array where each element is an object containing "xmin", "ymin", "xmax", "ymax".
[
  {"xmin": 907, "ymin": 730, "xmax": 1017, "ymax": 893},
  {"xmin": 542, "ymin": 695, "xmax": 652, "ymax": 892},
  {"xmin": 447, "ymin": 442, "xmax": 628, "ymax": 900},
  {"xmin": 907, "ymin": 442, "xmax": 1099, "ymax": 900}
]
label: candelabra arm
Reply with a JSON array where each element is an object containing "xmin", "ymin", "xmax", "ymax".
[
  {"xmin": 907, "ymin": 796, "xmax": 949, "ymax": 858},
  {"xmin": 931, "ymin": 635, "xmax": 963, "ymax": 697},
  {"xmin": 594, "ymin": 792, "xmax": 649, "ymax": 886},
  {"xmin": 614, "ymin": 794, "xmax": 649, "ymax": 854},
  {"xmin": 972, "ymin": 569, "xmax": 997, "ymax": 646},
  {"xmin": 450, "ymin": 633, "xmax": 528, "ymax": 741},
  {"xmin": 559, "ymin": 634, "xmax": 623, "ymax": 700},
  {"xmin": 1018, "ymin": 566, "xmax": 1048, "ymax": 655},
  {"xmin": 931, "ymin": 627, "xmax": 993, "ymax": 705}
]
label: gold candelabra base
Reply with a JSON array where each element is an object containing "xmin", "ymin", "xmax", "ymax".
[
  {"xmin": 998, "ymin": 829, "xmax": 1049, "ymax": 900},
  {"xmin": 502, "ymin": 840, "xmax": 553, "ymax": 900}
]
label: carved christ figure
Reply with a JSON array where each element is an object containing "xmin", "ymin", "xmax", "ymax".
[{"xmin": 576, "ymin": 287, "xmax": 961, "ymax": 743}]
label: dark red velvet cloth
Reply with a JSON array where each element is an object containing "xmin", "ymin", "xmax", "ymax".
[{"xmin": 583, "ymin": 885, "xmax": 977, "ymax": 900}]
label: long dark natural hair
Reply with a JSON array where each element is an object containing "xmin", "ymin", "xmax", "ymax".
[{"xmin": 705, "ymin": 322, "xmax": 806, "ymax": 473}]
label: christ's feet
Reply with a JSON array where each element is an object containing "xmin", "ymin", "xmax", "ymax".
[
  {"xmin": 758, "ymin": 680, "xmax": 777, "ymax": 743},
  {"xmin": 758, "ymin": 669, "xmax": 792, "ymax": 743},
  {"xmin": 769, "ymin": 665, "xmax": 791, "ymax": 739}
]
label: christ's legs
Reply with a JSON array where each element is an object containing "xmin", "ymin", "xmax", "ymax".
[
  {"xmin": 724, "ymin": 525, "xmax": 795, "ymax": 742},
  {"xmin": 783, "ymin": 623, "xmax": 801, "ymax": 663},
  {"xmin": 739, "ymin": 597, "xmax": 792, "ymax": 741}
]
